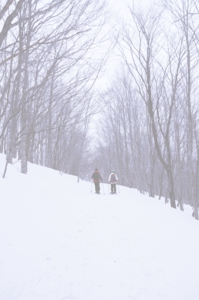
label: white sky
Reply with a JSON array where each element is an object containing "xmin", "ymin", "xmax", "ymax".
[{"xmin": 95, "ymin": 0, "xmax": 159, "ymax": 91}]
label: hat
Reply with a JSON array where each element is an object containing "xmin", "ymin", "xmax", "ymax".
[{"xmin": 95, "ymin": 168, "xmax": 98, "ymax": 171}]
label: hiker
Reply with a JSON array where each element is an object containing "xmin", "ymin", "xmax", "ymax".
[
  {"xmin": 108, "ymin": 170, "xmax": 118, "ymax": 194},
  {"xmin": 91, "ymin": 168, "xmax": 102, "ymax": 194}
]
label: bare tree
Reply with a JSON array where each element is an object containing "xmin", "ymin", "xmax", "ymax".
[
  {"xmin": 0, "ymin": 0, "xmax": 109, "ymax": 178},
  {"xmin": 162, "ymin": 0, "xmax": 199, "ymax": 217}
]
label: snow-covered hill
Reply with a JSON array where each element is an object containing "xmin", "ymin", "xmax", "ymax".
[{"xmin": 0, "ymin": 154, "xmax": 199, "ymax": 300}]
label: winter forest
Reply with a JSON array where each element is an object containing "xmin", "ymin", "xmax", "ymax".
[{"xmin": 0, "ymin": 0, "xmax": 199, "ymax": 219}]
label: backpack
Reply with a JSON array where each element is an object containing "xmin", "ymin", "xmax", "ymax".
[
  {"xmin": 92, "ymin": 171, "xmax": 100, "ymax": 181},
  {"xmin": 110, "ymin": 173, "xmax": 116, "ymax": 182}
]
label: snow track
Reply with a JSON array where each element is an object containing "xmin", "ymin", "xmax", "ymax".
[{"xmin": 0, "ymin": 157, "xmax": 199, "ymax": 300}]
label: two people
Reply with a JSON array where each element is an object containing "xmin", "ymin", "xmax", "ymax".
[{"xmin": 91, "ymin": 168, "xmax": 118, "ymax": 194}]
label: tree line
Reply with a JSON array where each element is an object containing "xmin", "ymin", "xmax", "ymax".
[
  {"xmin": 95, "ymin": 0, "xmax": 199, "ymax": 219},
  {"xmin": 0, "ymin": 0, "xmax": 107, "ymax": 178}
]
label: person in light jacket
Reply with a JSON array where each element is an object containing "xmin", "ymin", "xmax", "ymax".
[{"xmin": 108, "ymin": 170, "xmax": 118, "ymax": 194}]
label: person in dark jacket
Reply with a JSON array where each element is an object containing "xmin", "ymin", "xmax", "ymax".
[{"xmin": 91, "ymin": 168, "xmax": 102, "ymax": 194}]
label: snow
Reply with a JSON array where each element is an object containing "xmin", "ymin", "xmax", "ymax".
[{"xmin": 0, "ymin": 154, "xmax": 199, "ymax": 300}]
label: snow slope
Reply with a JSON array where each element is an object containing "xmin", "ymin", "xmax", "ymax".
[{"xmin": 0, "ymin": 154, "xmax": 199, "ymax": 300}]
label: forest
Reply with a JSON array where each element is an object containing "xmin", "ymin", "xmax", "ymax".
[{"xmin": 0, "ymin": 0, "xmax": 199, "ymax": 219}]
